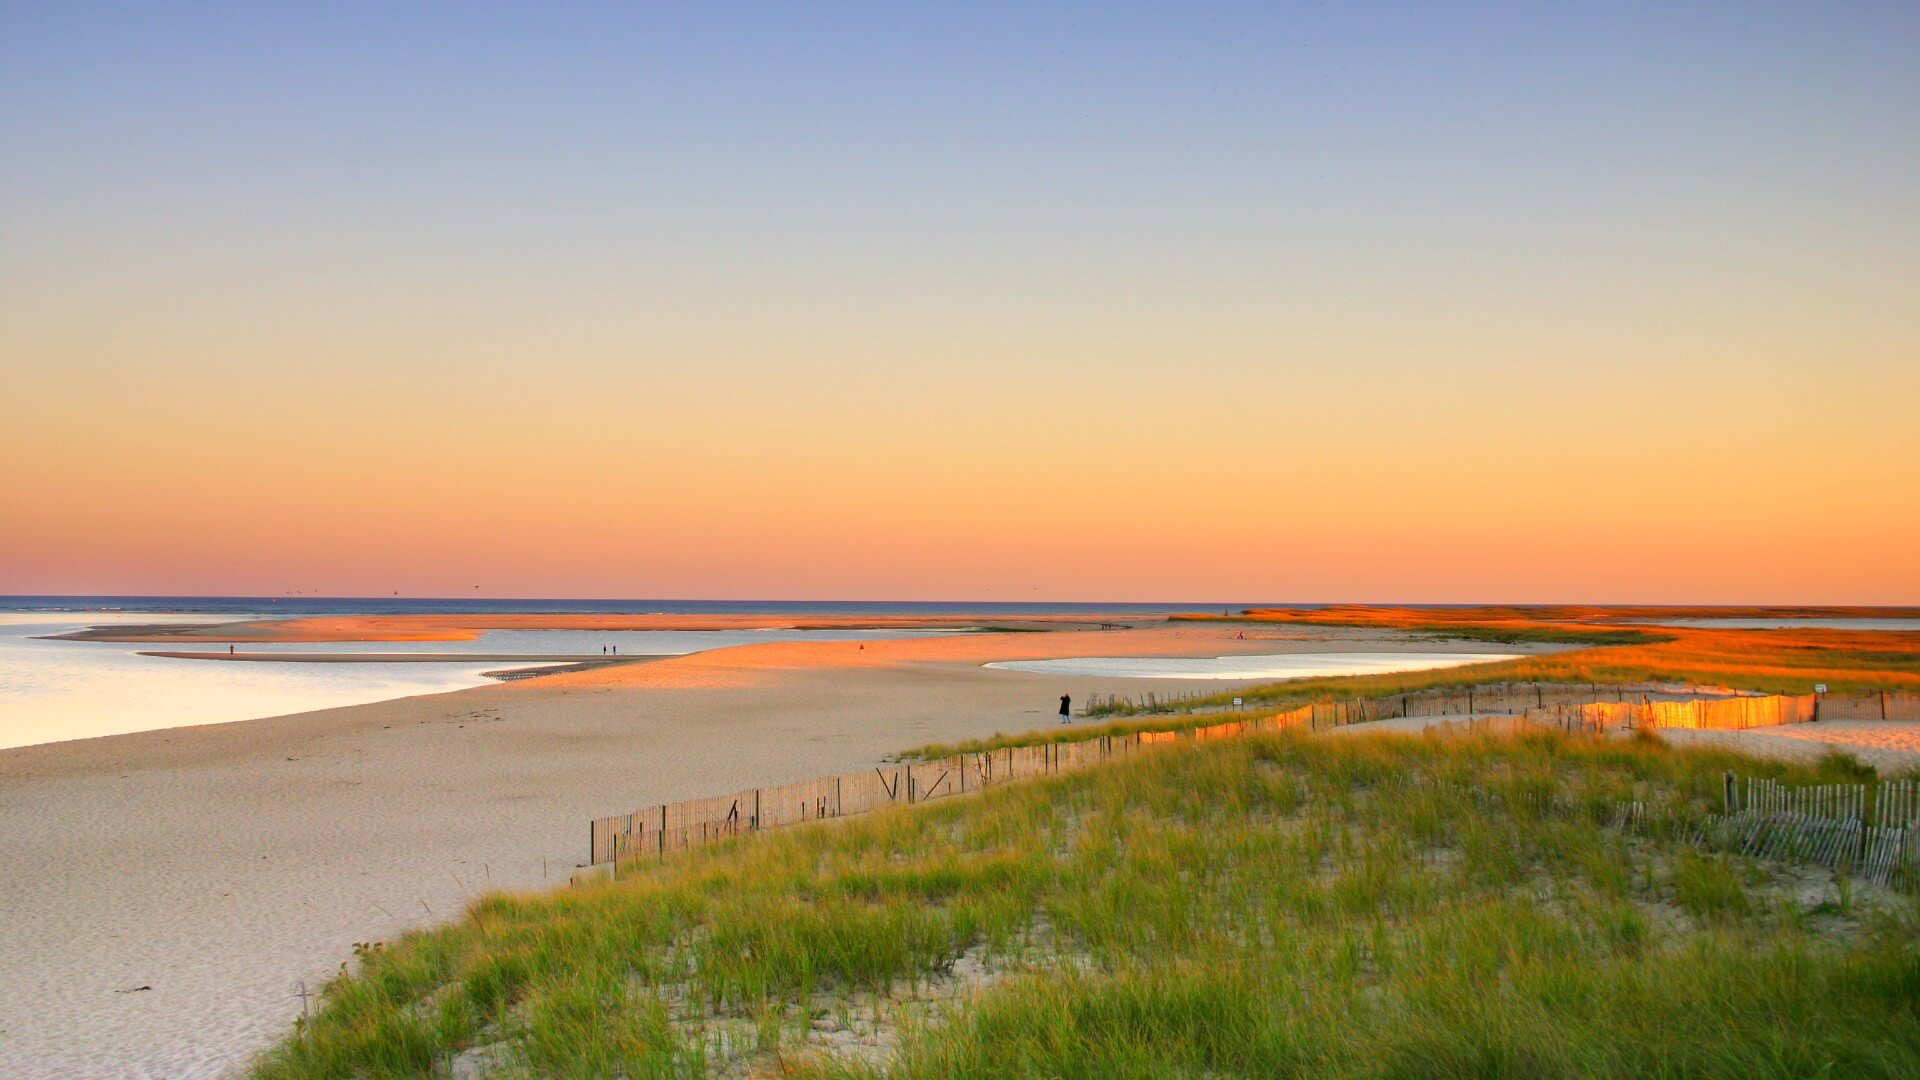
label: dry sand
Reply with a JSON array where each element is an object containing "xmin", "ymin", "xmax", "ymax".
[
  {"xmin": 0, "ymin": 622, "xmax": 1535, "ymax": 1078},
  {"xmin": 1656, "ymin": 721, "xmax": 1920, "ymax": 773}
]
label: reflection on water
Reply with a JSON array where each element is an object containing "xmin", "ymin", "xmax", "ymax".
[
  {"xmin": 152, "ymin": 626, "xmax": 955, "ymax": 657},
  {"xmin": 0, "ymin": 614, "xmax": 950, "ymax": 751},
  {"xmin": 985, "ymin": 651, "xmax": 1521, "ymax": 681},
  {"xmin": 0, "ymin": 614, "xmax": 538, "ymax": 750}
]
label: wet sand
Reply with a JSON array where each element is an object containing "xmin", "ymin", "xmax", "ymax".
[
  {"xmin": 137, "ymin": 651, "xmax": 661, "ymax": 665},
  {"xmin": 53, "ymin": 612, "xmax": 1139, "ymax": 644},
  {"xmin": 0, "ymin": 622, "xmax": 1542, "ymax": 1077}
]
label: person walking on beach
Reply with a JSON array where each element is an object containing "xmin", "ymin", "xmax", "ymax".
[{"xmin": 1059, "ymin": 694, "xmax": 1072, "ymax": 724}]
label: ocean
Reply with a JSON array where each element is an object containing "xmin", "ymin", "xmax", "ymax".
[
  {"xmin": 8, "ymin": 596, "xmax": 1261, "ymax": 750},
  {"xmin": 0, "ymin": 595, "xmax": 1269, "ymax": 617}
]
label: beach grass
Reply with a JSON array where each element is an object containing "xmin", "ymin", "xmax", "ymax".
[
  {"xmin": 945, "ymin": 606, "xmax": 1920, "ymax": 746},
  {"xmin": 1187, "ymin": 606, "xmax": 1920, "ymax": 694},
  {"xmin": 250, "ymin": 731, "xmax": 1920, "ymax": 1078}
]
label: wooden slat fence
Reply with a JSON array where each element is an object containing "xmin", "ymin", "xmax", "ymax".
[
  {"xmin": 1642, "ymin": 694, "xmax": 1818, "ymax": 730},
  {"xmin": 587, "ymin": 681, "xmax": 1885, "ymax": 867},
  {"xmin": 1815, "ymin": 691, "xmax": 1920, "ymax": 722},
  {"xmin": 1488, "ymin": 695, "xmax": 1818, "ymax": 736},
  {"xmin": 1703, "ymin": 774, "xmax": 1920, "ymax": 889},
  {"xmin": 591, "ymin": 736, "xmax": 1136, "ymax": 864}
]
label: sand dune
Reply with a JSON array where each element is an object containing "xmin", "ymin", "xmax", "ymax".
[
  {"xmin": 1, "ymin": 621, "xmax": 1536, "ymax": 1077},
  {"xmin": 13, "ymin": 619, "xmax": 1907, "ymax": 1077}
]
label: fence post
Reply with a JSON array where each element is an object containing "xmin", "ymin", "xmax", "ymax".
[
  {"xmin": 835, "ymin": 776, "xmax": 842, "ymax": 817},
  {"xmin": 1724, "ymin": 771, "xmax": 1736, "ymax": 814},
  {"xmin": 659, "ymin": 805, "xmax": 667, "ymax": 859},
  {"xmin": 906, "ymin": 764, "xmax": 914, "ymax": 804}
]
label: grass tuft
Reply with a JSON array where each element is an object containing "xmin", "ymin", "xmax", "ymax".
[{"xmin": 251, "ymin": 732, "xmax": 1920, "ymax": 1078}]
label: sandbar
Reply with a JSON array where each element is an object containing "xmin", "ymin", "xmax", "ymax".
[{"xmin": 0, "ymin": 620, "xmax": 1546, "ymax": 1078}]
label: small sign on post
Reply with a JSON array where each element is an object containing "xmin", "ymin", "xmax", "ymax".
[
  {"xmin": 1814, "ymin": 684, "xmax": 1828, "ymax": 695},
  {"xmin": 1232, "ymin": 697, "xmax": 1243, "ymax": 708}
]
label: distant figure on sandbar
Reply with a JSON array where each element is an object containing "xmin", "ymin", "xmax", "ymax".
[
  {"xmin": 229, "ymin": 644, "xmax": 235, "ymax": 655},
  {"xmin": 612, "ymin": 645, "xmax": 617, "ymax": 656},
  {"xmin": 1059, "ymin": 694, "xmax": 1072, "ymax": 724}
]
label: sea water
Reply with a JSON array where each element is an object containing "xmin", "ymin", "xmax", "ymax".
[
  {"xmin": 140, "ymin": 626, "xmax": 959, "ymax": 658},
  {"xmin": 0, "ymin": 613, "xmax": 949, "ymax": 750},
  {"xmin": 985, "ymin": 651, "xmax": 1522, "ymax": 681}
]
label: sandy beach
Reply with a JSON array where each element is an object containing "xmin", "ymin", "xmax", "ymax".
[
  {"xmin": 0, "ymin": 620, "xmax": 1540, "ymax": 1078},
  {"xmin": 1655, "ymin": 722, "xmax": 1920, "ymax": 773},
  {"xmin": 6, "ymin": 617, "xmax": 1913, "ymax": 1077}
]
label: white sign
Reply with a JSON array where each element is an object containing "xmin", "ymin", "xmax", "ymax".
[
  {"xmin": 1814, "ymin": 684, "xmax": 1828, "ymax": 694},
  {"xmin": 1232, "ymin": 697, "xmax": 1243, "ymax": 707}
]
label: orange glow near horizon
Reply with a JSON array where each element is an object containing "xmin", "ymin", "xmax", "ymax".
[
  {"xmin": 3, "ymin": 387, "xmax": 1916, "ymax": 602},
  {"xmin": 3, "ymin": 330, "xmax": 1918, "ymax": 601}
]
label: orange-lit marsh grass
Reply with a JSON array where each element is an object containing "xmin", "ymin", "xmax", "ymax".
[
  {"xmin": 909, "ymin": 606, "xmax": 1920, "ymax": 760},
  {"xmin": 1138, "ymin": 605, "xmax": 1920, "ymax": 712},
  {"xmin": 250, "ymin": 732, "xmax": 1920, "ymax": 1079}
]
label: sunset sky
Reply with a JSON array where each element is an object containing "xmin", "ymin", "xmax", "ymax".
[{"xmin": 3, "ymin": 4, "xmax": 1917, "ymax": 603}]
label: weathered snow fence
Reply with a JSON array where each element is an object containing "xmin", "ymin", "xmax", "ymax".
[
  {"xmin": 590, "ymin": 737, "xmax": 1128, "ymax": 865},
  {"xmin": 587, "ymin": 682, "xmax": 1913, "ymax": 877},
  {"xmin": 1655, "ymin": 773, "xmax": 1920, "ymax": 889}
]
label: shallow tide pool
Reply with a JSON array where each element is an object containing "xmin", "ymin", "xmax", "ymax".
[
  {"xmin": 984, "ymin": 651, "xmax": 1522, "ymax": 681},
  {"xmin": 0, "ymin": 614, "xmax": 950, "ymax": 750}
]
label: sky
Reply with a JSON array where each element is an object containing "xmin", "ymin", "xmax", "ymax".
[{"xmin": 2, "ymin": 3, "xmax": 1917, "ymax": 603}]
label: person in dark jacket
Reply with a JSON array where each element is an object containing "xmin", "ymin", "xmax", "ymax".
[{"xmin": 1059, "ymin": 694, "xmax": 1072, "ymax": 724}]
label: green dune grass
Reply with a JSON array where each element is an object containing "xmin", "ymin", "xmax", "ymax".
[{"xmin": 252, "ymin": 732, "xmax": 1919, "ymax": 1079}]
